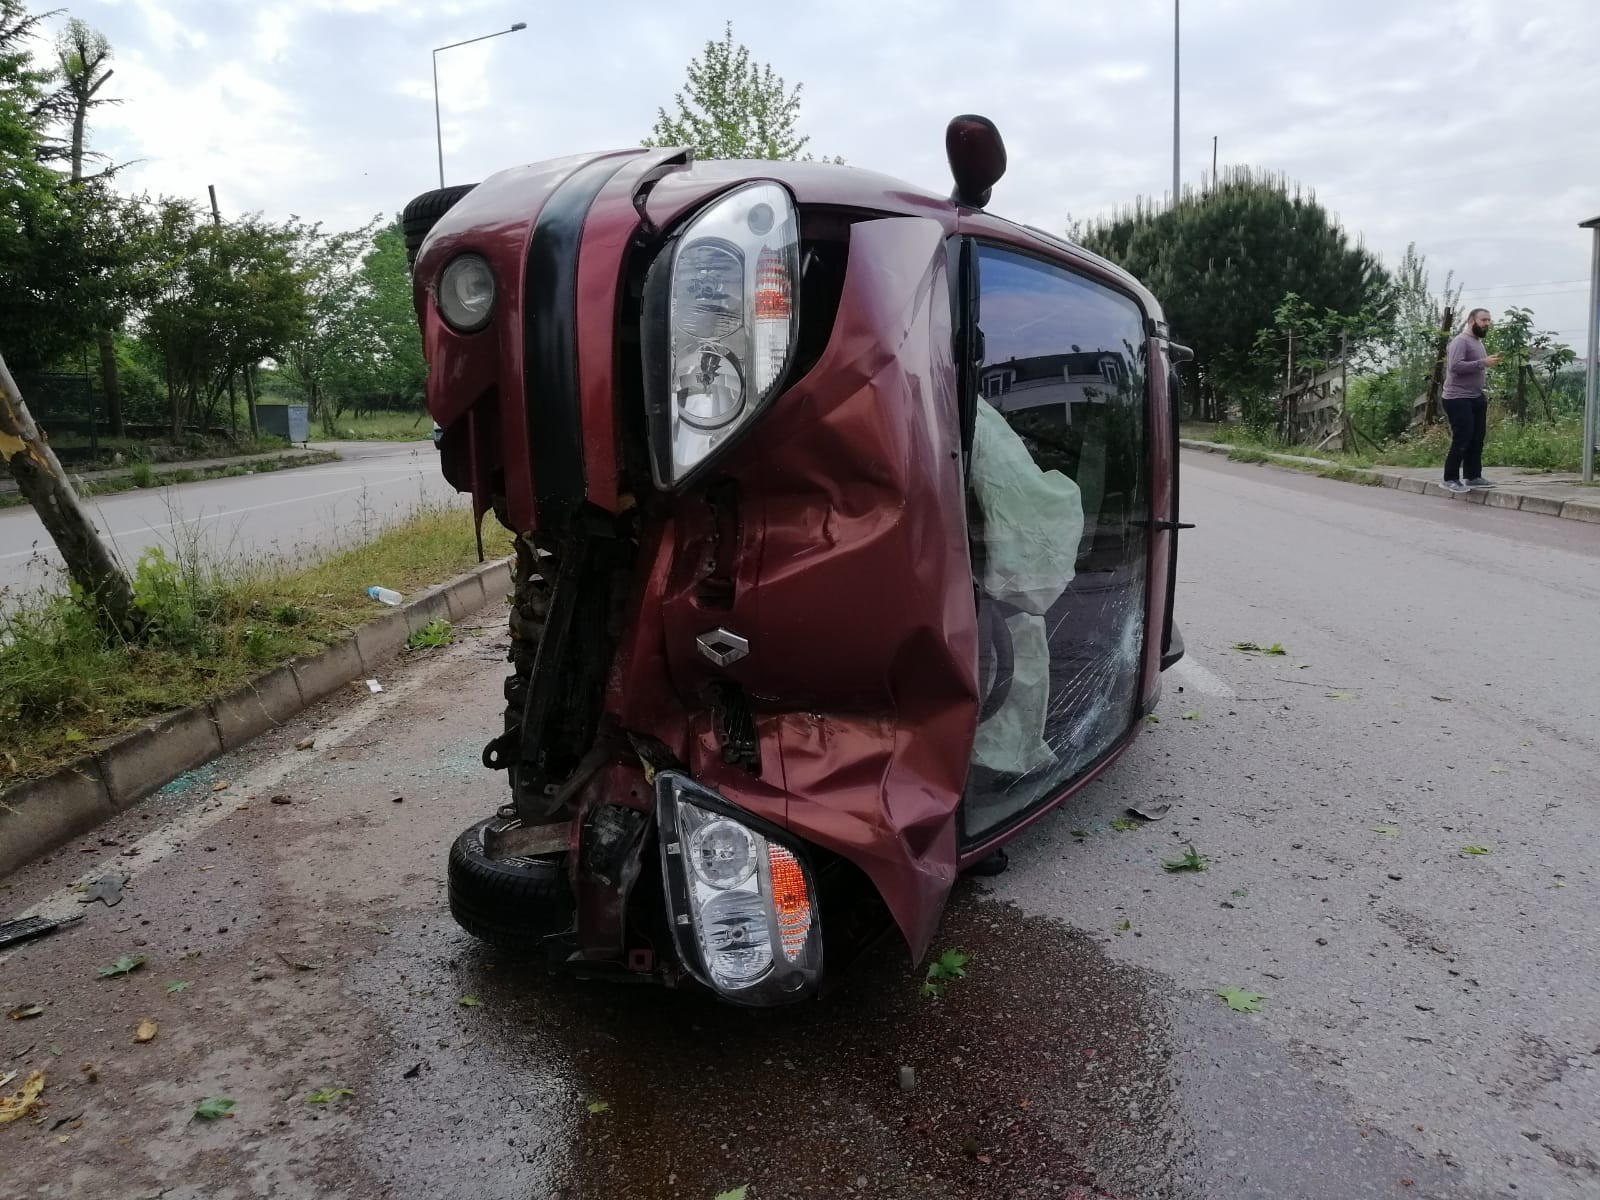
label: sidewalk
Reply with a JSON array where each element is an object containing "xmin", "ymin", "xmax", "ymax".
[
  {"xmin": 1181, "ymin": 439, "xmax": 1600, "ymax": 525},
  {"xmin": 0, "ymin": 445, "xmax": 331, "ymax": 496}
]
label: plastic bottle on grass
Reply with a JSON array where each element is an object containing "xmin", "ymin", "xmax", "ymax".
[{"xmin": 366, "ymin": 586, "xmax": 402, "ymax": 607}]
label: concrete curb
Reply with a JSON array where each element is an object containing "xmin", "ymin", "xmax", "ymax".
[
  {"xmin": 1180, "ymin": 439, "xmax": 1600, "ymax": 524},
  {"xmin": 0, "ymin": 556, "xmax": 513, "ymax": 879}
]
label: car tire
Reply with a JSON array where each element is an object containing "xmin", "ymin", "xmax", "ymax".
[
  {"xmin": 401, "ymin": 184, "xmax": 478, "ymax": 270},
  {"xmin": 446, "ymin": 815, "xmax": 573, "ymax": 951}
]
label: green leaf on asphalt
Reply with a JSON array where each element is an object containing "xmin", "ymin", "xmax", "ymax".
[
  {"xmin": 1325, "ymin": 691, "xmax": 1357, "ymax": 701},
  {"xmin": 166, "ymin": 980, "xmax": 191, "ymax": 993},
  {"xmin": 97, "ymin": 954, "xmax": 147, "ymax": 978},
  {"xmin": 458, "ymin": 995, "xmax": 482, "ymax": 1008},
  {"xmin": 1110, "ymin": 817, "xmax": 1141, "ymax": 833},
  {"xmin": 922, "ymin": 949, "xmax": 970, "ymax": 997},
  {"xmin": 1216, "ymin": 987, "xmax": 1265, "ymax": 1012},
  {"xmin": 306, "ymin": 1087, "xmax": 355, "ymax": 1104},
  {"xmin": 714, "ymin": 1188, "xmax": 749, "ymax": 1200},
  {"xmin": 586, "ymin": 1100, "xmax": 610, "ymax": 1115},
  {"xmin": 1163, "ymin": 845, "xmax": 1208, "ymax": 873},
  {"xmin": 1230, "ymin": 887, "xmax": 1249, "ymax": 898},
  {"xmin": 1146, "ymin": 714, "xmax": 1160, "ymax": 725},
  {"xmin": 1181, "ymin": 710, "xmax": 1201, "ymax": 721},
  {"xmin": 1373, "ymin": 825, "xmax": 1401, "ymax": 837},
  {"xmin": 1233, "ymin": 642, "xmax": 1288, "ymax": 656},
  {"xmin": 193, "ymin": 1097, "xmax": 236, "ymax": 1121},
  {"xmin": 1461, "ymin": 845, "xmax": 1491, "ymax": 856},
  {"xmin": 1069, "ymin": 829, "xmax": 1094, "ymax": 840},
  {"xmin": 1114, "ymin": 919, "xmax": 1131, "ymax": 934},
  {"xmin": 63, "ymin": 729, "xmax": 87, "ymax": 743}
]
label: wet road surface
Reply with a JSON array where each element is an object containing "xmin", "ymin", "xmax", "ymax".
[{"xmin": 2, "ymin": 453, "xmax": 1597, "ymax": 1198}]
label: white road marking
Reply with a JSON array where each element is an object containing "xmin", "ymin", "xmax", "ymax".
[{"xmin": 1168, "ymin": 654, "xmax": 1236, "ymax": 698}]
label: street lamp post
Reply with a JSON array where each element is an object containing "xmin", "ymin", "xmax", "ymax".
[
  {"xmin": 433, "ymin": 21, "xmax": 527, "ymax": 188},
  {"xmin": 1172, "ymin": 0, "xmax": 1180, "ymax": 207},
  {"xmin": 1581, "ymin": 212, "xmax": 1600, "ymax": 484}
]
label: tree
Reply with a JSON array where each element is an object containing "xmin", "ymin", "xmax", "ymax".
[
  {"xmin": 281, "ymin": 217, "xmax": 377, "ymax": 425},
  {"xmin": 336, "ymin": 220, "xmax": 426, "ymax": 409},
  {"xmin": 1080, "ymin": 169, "xmax": 1392, "ymax": 419},
  {"xmin": 0, "ymin": 2, "xmax": 135, "ymax": 636},
  {"xmin": 643, "ymin": 22, "xmax": 816, "ymax": 161},
  {"xmin": 141, "ymin": 202, "xmax": 306, "ymax": 438}
]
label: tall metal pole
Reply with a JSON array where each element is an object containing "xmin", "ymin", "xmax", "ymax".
[
  {"xmin": 1582, "ymin": 221, "xmax": 1600, "ymax": 483},
  {"xmin": 1172, "ymin": 0, "xmax": 1180, "ymax": 207},
  {"xmin": 432, "ymin": 23, "xmax": 527, "ymax": 190},
  {"xmin": 433, "ymin": 50, "xmax": 444, "ymax": 188}
]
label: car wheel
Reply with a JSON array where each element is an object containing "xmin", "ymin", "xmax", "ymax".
[
  {"xmin": 447, "ymin": 815, "xmax": 573, "ymax": 951},
  {"xmin": 401, "ymin": 183, "xmax": 478, "ymax": 271}
]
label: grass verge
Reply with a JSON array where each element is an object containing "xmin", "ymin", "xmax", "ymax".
[
  {"xmin": 0, "ymin": 451, "xmax": 339, "ymax": 510},
  {"xmin": 1183, "ymin": 414, "xmax": 1583, "ymax": 474},
  {"xmin": 309, "ymin": 411, "xmax": 433, "ymax": 442},
  {"xmin": 0, "ymin": 504, "xmax": 511, "ymax": 788}
]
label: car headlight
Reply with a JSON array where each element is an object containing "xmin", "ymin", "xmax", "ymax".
[
  {"xmin": 436, "ymin": 253, "xmax": 495, "ymax": 333},
  {"xmin": 656, "ymin": 773, "xmax": 822, "ymax": 1003},
  {"xmin": 642, "ymin": 183, "xmax": 801, "ymax": 489}
]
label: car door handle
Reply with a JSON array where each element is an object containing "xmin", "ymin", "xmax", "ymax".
[{"xmin": 1151, "ymin": 519, "xmax": 1196, "ymax": 532}]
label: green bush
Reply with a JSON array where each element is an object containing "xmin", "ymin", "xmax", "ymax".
[
  {"xmin": 131, "ymin": 547, "xmax": 222, "ymax": 657},
  {"xmin": 1347, "ymin": 372, "xmax": 1413, "ymax": 443},
  {"xmin": 129, "ymin": 462, "xmax": 156, "ymax": 488},
  {"xmin": 0, "ymin": 592, "xmax": 114, "ymax": 725}
]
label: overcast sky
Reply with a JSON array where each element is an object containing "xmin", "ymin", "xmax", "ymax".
[{"xmin": 43, "ymin": 0, "xmax": 1600, "ymax": 357}]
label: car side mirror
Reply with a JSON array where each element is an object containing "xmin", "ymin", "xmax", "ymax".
[{"xmin": 946, "ymin": 115, "xmax": 1007, "ymax": 210}]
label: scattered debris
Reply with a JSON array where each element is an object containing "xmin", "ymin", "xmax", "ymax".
[
  {"xmin": 714, "ymin": 1187, "xmax": 749, "ymax": 1200},
  {"xmin": 458, "ymin": 995, "xmax": 482, "ymax": 1008},
  {"xmin": 1373, "ymin": 825, "xmax": 1401, "ymax": 837},
  {"xmin": 1461, "ymin": 845, "xmax": 1491, "ymax": 857},
  {"xmin": 391, "ymin": 796, "xmax": 404, "ymax": 804},
  {"xmin": 1162, "ymin": 845, "xmax": 1209, "ymax": 873},
  {"xmin": 365, "ymin": 679, "xmax": 383, "ymax": 694},
  {"xmin": 1387, "ymin": 873, "xmax": 1404, "ymax": 882},
  {"xmin": 898, "ymin": 1065, "xmax": 916, "ymax": 1092},
  {"xmin": 1181, "ymin": 710, "xmax": 1200, "ymax": 720},
  {"xmin": 134, "ymin": 1019, "xmax": 158, "ymax": 1044},
  {"xmin": 2, "ymin": 912, "xmax": 84, "ymax": 950},
  {"xmin": 1114, "ymin": 919, "xmax": 1132, "ymax": 934},
  {"xmin": 1216, "ymin": 987, "xmax": 1265, "ymax": 1012},
  {"xmin": 585, "ymin": 1100, "xmax": 610, "ymax": 1115},
  {"xmin": 1431, "ymin": 696, "xmax": 1452, "ymax": 703},
  {"xmin": 1145, "ymin": 714, "xmax": 1160, "ymax": 725},
  {"xmin": 1325, "ymin": 691, "xmax": 1358, "ymax": 701},
  {"xmin": 166, "ymin": 981, "xmax": 191, "ymax": 994},
  {"xmin": 0, "ymin": 1071, "xmax": 45, "ymax": 1124},
  {"xmin": 275, "ymin": 951, "xmax": 319, "ymax": 973},
  {"xmin": 270, "ymin": 795, "xmax": 293, "ymax": 805},
  {"xmin": 6, "ymin": 1005, "xmax": 43, "ymax": 1021},
  {"xmin": 193, "ymin": 1097, "xmax": 236, "ymax": 1121},
  {"xmin": 295, "ymin": 737, "xmax": 316, "ymax": 751},
  {"xmin": 96, "ymin": 954, "xmax": 147, "ymax": 978},
  {"xmin": 1109, "ymin": 817, "xmax": 1141, "ymax": 833},
  {"xmin": 1127, "ymin": 801, "xmax": 1171, "ymax": 822},
  {"xmin": 402, "ymin": 1062, "xmax": 423, "ymax": 1080},
  {"xmin": 79, "ymin": 874, "xmax": 129, "ymax": 908},
  {"xmin": 211, "ymin": 781, "xmax": 231, "ymax": 792}
]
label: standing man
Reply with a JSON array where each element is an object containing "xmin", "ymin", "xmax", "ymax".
[{"xmin": 1441, "ymin": 308, "xmax": 1501, "ymax": 494}]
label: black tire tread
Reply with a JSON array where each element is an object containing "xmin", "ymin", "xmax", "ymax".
[
  {"xmin": 402, "ymin": 184, "xmax": 478, "ymax": 267},
  {"xmin": 446, "ymin": 818, "xmax": 573, "ymax": 951}
]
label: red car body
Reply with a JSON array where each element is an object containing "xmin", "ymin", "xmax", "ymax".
[{"xmin": 411, "ymin": 133, "xmax": 1184, "ymax": 1003}]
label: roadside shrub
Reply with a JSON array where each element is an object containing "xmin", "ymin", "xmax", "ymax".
[
  {"xmin": 129, "ymin": 462, "xmax": 156, "ymax": 488},
  {"xmin": 131, "ymin": 547, "xmax": 223, "ymax": 656}
]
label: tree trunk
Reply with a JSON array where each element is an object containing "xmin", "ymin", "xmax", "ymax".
[
  {"xmin": 0, "ymin": 348, "xmax": 138, "ymax": 638},
  {"xmin": 243, "ymin": 362, "xmax": 259, "ymax": 438},
  {"xmin": 97, "ymin": 328, "xmax": 125, "ymax": 438}
]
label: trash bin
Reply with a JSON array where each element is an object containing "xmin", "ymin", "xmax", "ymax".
[{"xmin": 257, "ymin": 404, "xmax": 310, "ymax": 444}]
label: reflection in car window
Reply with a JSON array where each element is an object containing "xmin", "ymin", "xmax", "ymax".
[{"xmin": 963, "ymin": 246, "xmax": 1149, "ymax": 841}]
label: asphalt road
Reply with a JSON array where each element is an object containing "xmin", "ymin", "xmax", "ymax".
[
  {"xmin": 2, "ymin": 451, "xmax": 1598, "ymax": 1199},
  {"xmin": 0, "ymin": 441, "xmax": 460, "ymax": 603}
]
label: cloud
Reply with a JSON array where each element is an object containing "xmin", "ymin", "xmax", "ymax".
[{"xmin": 52, "ymin": 0, "xmax": 1599, "ymax": 349}]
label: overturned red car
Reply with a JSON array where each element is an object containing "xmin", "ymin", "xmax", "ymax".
[{"xmin": 404, "ymin": 116, "xmax": 1187, "ymax": 1005}]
